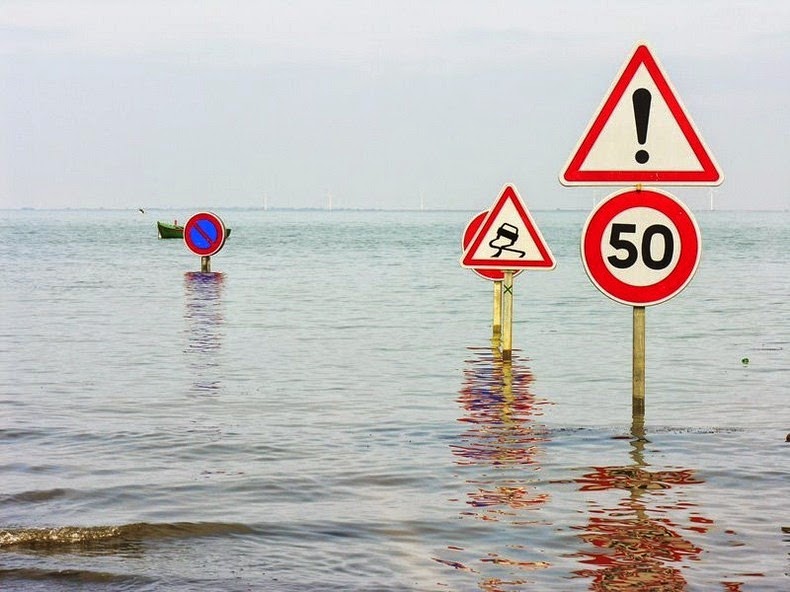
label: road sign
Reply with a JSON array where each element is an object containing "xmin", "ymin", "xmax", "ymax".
[
  {"xmin": 462, "ymin": 211, "xmax": 523, "ymax": 281},
  {"xmin": 461, "ymin": 185, "xmax": 556, "ymax": 271},
  {"xmin": 560, "ymin": 42, "xmax": 722, "ymax": 186},
  {"xmin": 581, "ymin": 187, "xmax": 701, "ymax": 306},
  {"xmin": 183, "ymin": 211, "xmax": 227, "ymax": 257}
]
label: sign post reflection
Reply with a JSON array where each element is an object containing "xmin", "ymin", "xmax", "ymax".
[
  {"xmin": 572, "ymin": 422, "xmax": 712, "ymax": 590},
  {"xmin": 435, "ymin": 347, "xmax": 552, "ymax": 589},
  {"xmin": 183, "ymin": 271, "xmax": 225, "ymax": 395}
]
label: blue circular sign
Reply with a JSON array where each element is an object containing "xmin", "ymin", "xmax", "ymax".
[{"xmin": 183, "ymin": 212, "xmax": 226, "ymax": 256}]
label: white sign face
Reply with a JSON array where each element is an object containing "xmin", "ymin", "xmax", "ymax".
[
  {"xmin": 462, "ymin": 210, "xmax": 524, "ymax": 281},
  {"xmin": 472, "ymin": 199, "xmax": 544, "ymax": 262},
  {"xmin": 580, "ymin": 66, "xmax": 701, "ymax": 172},
  {"xmin": 560, "ymin": 42, "xmax": 722, "ymax": 186},
  {"xmin": 600, "ymin": 206, "xmax": 681, "ymax": 287},
  {"xmin": 461, "ymin": 185, "xmax": 555, "ymax": 271}
]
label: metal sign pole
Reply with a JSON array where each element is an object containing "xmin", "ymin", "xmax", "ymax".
[
  {"xmin": 201, "ymin": 256, "xmax": 211, "ymax": 273},
  {"xmin": 502, "ymin": 271, "xmax": 514, "ymax": 361},
  {"xmin": 633, "ymin": 305, "xmax": 646, "ymax": 416},
  {"xmin": 493, "ymin": 280, "xmax": 503, "ymax": 342}
]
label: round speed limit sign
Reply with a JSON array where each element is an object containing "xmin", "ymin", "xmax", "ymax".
[{"xmin": 581, "ymin": 187, "xmax": 701, "ymax": 306}]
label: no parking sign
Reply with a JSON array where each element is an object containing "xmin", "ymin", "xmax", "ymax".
[{"xmin": 183, "ymin": 212, "xmax": 227, "ymax": 257}]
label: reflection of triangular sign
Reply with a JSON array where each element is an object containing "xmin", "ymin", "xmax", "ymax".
[
  {"xmin": 461, "ymin": 185, "xmax": 556, "ymax": 270},
  {"xmin": 560, "ymin": 42, "xmax": 722, "ymax": 186}
]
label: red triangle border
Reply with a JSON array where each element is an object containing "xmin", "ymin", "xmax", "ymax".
[
  {"xmin": 561, "ymin": 43, "xmax": 722, "ymax": 185},
  {"xmin": 461, "ymin": 185, "xmax": 556, "ymax": 270}
]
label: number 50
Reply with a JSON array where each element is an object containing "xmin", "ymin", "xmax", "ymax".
[{"xmin": 607, "ymin": 223, "xmax": 674, "ymax": 270}]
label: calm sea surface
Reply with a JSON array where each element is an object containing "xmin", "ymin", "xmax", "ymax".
[{"xmin": 1, "ymin": 208, "xmax": 788, "ymax": 591}]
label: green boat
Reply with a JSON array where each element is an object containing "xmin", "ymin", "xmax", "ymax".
[
  {"xmin": 157, "ymin": 221, "xmax": 183, "ymax": 239},
  {"xmin": 157, "ymin": 220, "xmax": 231, "ymax": 239}
]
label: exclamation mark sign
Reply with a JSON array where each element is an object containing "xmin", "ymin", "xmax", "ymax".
[{"xmin": 632, "ymin": 88, "xmax": 651, "ymax": 164}]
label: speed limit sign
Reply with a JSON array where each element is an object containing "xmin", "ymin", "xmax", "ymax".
[{"xmin": 581, "ymin": 187, "xmax": 701, "ymax": 306}]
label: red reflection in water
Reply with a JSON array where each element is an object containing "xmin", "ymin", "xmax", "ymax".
[
  {"xmin": 572, "ymin": 433, "xmax": 714, "ymax": 591},
  {"xmin": 478, "ymin": 577, "xmax": 530, "ymax": 592},
  {"xmin": 465, "ymin": 484, "xmax": 550, "ymax": 510},
  {"xmin": 576, "ymin": 466, "xmax": 703, "ymax": 492}
]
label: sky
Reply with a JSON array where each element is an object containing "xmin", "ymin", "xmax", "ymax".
[{"xmin": 1, "ymin": 0, "xmax": 788, "ymax": 211}]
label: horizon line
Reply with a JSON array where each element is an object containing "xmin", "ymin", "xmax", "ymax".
[{"xmin": 4, "ymin": 206, "xmax": 787, "ymax": 213}]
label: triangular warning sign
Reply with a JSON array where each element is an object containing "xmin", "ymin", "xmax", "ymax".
[
  {"xmin": 461, "ymin": 185, "xmax": 556, "ymax": 270},
  {"xmin": 560, "ymin": 42, "xmax": 722, "ymax": 186}
]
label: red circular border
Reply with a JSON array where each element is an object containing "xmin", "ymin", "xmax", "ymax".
[
  {"xmin": 581, "ymin": 188, "xmax": 701, "ymax": 306},
  {"xmin": 183, "ymin": 211, "xmax": 226, "ymax": 257},
  {"xmin": 462, "ymin": 211, "xmax": 522, "ymax": 281}
]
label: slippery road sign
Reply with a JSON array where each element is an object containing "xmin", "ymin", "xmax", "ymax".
[{"xmin": 461, "ymin": 185, "xmax": 555, "ymax": 271}]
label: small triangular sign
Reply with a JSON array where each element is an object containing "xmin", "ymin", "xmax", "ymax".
[
  {"xmin": 560, "ymin": 42, "xmax": 723, "ymax": 186},
  {"xmin": 461, "ymin": 185, "xmax": 556, "ymax": 270}
]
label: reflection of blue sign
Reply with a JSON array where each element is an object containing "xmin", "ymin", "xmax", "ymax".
[
  {"xmin": 184, "ymin": 271, "xmax": 224, "ymax": 394},
  {"xmin": 183, "ymin": 212, "xmax": 226, "ymax": 256}
]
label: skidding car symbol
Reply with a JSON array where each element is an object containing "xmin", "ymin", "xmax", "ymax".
[{"xmin": 489, "ymin": 223, "xmax": 525, "ymax": 258}]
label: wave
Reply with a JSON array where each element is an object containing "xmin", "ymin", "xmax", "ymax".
[
  {"xmin": 0, "ymin": 521, "xmax": 255, "ymax": 550},
  {"xmin": 0, "ymin": 566, "xmax": 144, "ymax": 586},
  {"xmin": 0, "ymin": 488, "xmax": 74, "ymax": 504}
]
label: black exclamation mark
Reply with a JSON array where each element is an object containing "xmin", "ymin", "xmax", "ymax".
[{"xmin": 632, "ymin": 88, "xmax": 651, "ymax": 164}]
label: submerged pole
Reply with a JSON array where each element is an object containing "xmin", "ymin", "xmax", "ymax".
[
  {"xmin": 633, "ymin": 306, "xmax": 646, "ymax": 416},
  {"xmin": 502, "ymin": 270, "xmax": 514, "ymax": 361}
]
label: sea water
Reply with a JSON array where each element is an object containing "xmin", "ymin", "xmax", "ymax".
[{"xmin": 0, "ymin": 208, "xmax": 787, "ymax": 591}]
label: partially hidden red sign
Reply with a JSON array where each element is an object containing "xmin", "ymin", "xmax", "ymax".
[{"xmin": 183, "ymin": 211, "xmax": 226, "ymax": 257}]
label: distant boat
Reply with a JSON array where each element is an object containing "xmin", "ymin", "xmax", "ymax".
[
  {"xmin": 157, "ymin": 220, "xmax": 231, "ymax": 239},
  {"xmin": 157, "ymin": 220, "xmax": 183, "ymax": 238}
]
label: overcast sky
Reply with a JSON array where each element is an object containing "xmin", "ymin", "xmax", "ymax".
[{"xmin": 1, "ymin": 0, "xmax": 788, "ymax": 210}]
